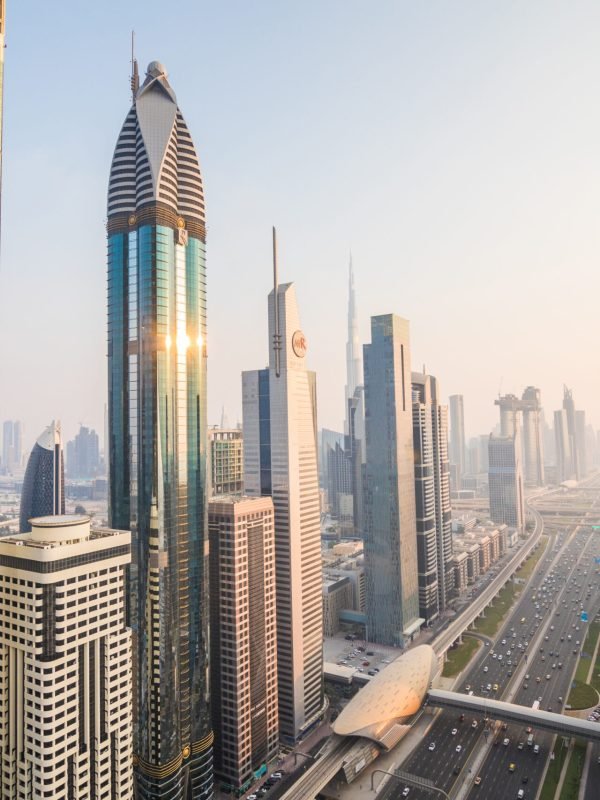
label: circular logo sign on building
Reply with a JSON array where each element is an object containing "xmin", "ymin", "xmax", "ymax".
[{"xmin": 292, "ymin": 330, "xmax": 307, "ymax": 358}]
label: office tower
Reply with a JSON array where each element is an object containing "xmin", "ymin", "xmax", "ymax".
[
  {"xmin": 562, "ymin": 386, "xmax": 580, "ymax": 480},
  {"xmin": 242, "ymin": 265, "xmax": 323, "ymax": 743},
  {"xmin": 103, "ymin": 402, "xmax": 109, "ymax": 474},
  {"xmin": 576, "ymin": 410, "xmax": 587, "ymax": 480},
  {"xmin": 0, "ymin": 514, "xmax": 133, "ymax": 799},
  {"xmin": 320, "ymin": 428, "xmax": 344, "ymax": 493},
  {"xmin": 495, "ymin": 393, "xmax": 521, "ymax": 437},
  {"xmin": 449, "ymin": 395, "xmax": 465, "ymax": 488},
  {"xmin": 20, "ymin": 420, "xmax": 64, "ymax": 532},
  {"xmin": 107, "ymin": 61, "xmax": 212, "ymax": 798},
  {"xmin": 67, "ymin": 425, "xmax": 101, "ymax": 479},
  {"xmin": 326, "ymin": 439, "xmax": 352, "ymax": 521},
  {"xmin": 345, "ymin": 255, "xmax": 363, "ymax": 433},
  {"xmin": 478, "ymin": 434, "xmax": 490, "ymax": 473},
  {"xmin": 363, "ymin": 315, "xmax": 422, "ymax": 646},
  {"xmin": 346, "ymin": 386, "xmax": 366, "ymax": 534},
  {"xmin": 412, "ymin": 372, "xmax": 453, "ymax": 622},
  {"xmin": 209, "ymin": 427, "xmax": 243, "ymax": 496},
  {"xmin": 521, "ymin": 386, "xmax": 545, "ymax": 486},
  {"xmin": 554, "ymin": 409, "xmax": 571, "ymax": 482},
  {"xmin": 208, "ymin": 496, "xmax": 278, "ymax": 790},
  {"xmin": 488, "ymin": 433, "xmax": 525, "ymax": 531},
  {"xmin": 2, "ymin": 419, "xmax": 21, "ymax": 473}
]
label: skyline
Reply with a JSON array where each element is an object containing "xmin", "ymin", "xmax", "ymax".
[{"xmin": 1, "ymin": 1, "xmax": 600, "ymax": 447}]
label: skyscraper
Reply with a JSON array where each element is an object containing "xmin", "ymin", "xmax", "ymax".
[
  {"xmin": 107, "ymin": 61, "xmax": 212, "ymax": 799},
  {"xmin": 449, "ymin": 395, "xmax": 465, "ymax": 488},
  {"xmin": 412, "ymin": 372, "xmax": 453, "ymax": 620},
  {"xmin": 0, "ymin": 515, "xmax": 133, "ymax": 799},
  {"xmin": 563, "ymin": 386, "xmax": 580, "ymax": 480},
  {"xmin": 208, "ymin": 496, "xmax": 278, "ymax": 791},
  {"xmin": 488, "ymin": 433, "xmax": 525, "ymax": 531},
  {"xmin": 20, "ymin": 420, "xmax": 64, "ymax": 532},
  {"xmin": 345, "ymin": 255, "xmax": 363, "ymax": 433},
  {"xmin": 554, "ymin": 409, "xmax": 572, "ymax": 483},
  {"xmin": 67, "ymin": 424, "xmax": 101, "ymax": 479},
  {"xmin": 209, "ymin": 427, "xmax": 244, "ymax": 496},
  {"xmin": 2, "ymin": 419, "xmax": 22, "ymax": 473},
  {"xmin": 242, "ymin": 256, "xmax": 324, "ymax": 743},
  {"xmin": 521, "ymin": 386, "xmax": 545, "ymax": 486},
  {"xmin": 363, "ymin": 314, "xmax": 422, "ymax": 646}
]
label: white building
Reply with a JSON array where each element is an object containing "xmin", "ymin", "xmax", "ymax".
[
  {"xmin": 242, "ymin": 271, "xmax": 324, "ymax": 743},
  {"xmin": 0, "ymin": 515, "xmax": 133, "ymax": 799},
  {"xmin": 488, "ymin": 433, "xmax": 525, "ymax": 531}
]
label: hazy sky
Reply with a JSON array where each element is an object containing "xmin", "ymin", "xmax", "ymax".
[{"xmin": 1, "ymin": 1, "xmax": 599, "ymax": 452}]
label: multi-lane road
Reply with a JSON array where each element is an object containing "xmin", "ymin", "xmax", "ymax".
[{"xmin": 379, "ymin": 483, "xmax": 600, "ymax": 800}]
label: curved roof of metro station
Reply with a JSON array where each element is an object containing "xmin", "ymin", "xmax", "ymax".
[{"xmin": 332, "ymin": 644, "xmax": 437, "ymax": 747}]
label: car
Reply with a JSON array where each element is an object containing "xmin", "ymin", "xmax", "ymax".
[
  {"xmin": 518, "ymin": 742, "xmax": 524, "ymax": 750},
  {"xmin": 523, "ymin": 683, "xmax": 529, "ymax": 689},
  {"xmin": 522, "ymin": 776, "xmax": 529, "ymax": 784},
  {"xmin": 533, "ymin": 744, "xmax": 540, "ymax": 754},
  {"xmin": 525, "ymin": 674, "xmax": 530, "ymax": 680},
  {"xmin": 509, "ymin": 762, "xmax": 516, "ymax": 772},
  {"xmin": 428, "ymin": 742, "xmax": 436, "ymax": 751},
  {"xmin": 493, "ymin": 684, "xmax": 499, "ymax": 691},
  {"xmin": 362, "ymin": 661, "xmax": 370, "ymax": 666},
  {"xmin": 451, "ymin": 728, "xmax": 458, "ymax": 735},
  {"xmin": 483, "ymin": 666, "xmax": 489, "ymax": 672},
  {"xmin": 456, "ymin": 745, "xmax": 462, "ymax": 753},
  {"xmin": 472, "ymin": 720, "xmax": 478, "ymax": 729},
  {"xmin": 247, "ymin": 795, "xmax": 258, "ymax": 800},
  {"xmin": 517, "ymin": 790, "xmax": 524, "ymax": 799},
  {"xmin": 459, "ymin": 714, "xmax": 465, "ymax": 722},
  {"xmin": 474, "ymin": 776, "xmax": 482, "ymax": 786},
  {"xmin": 493, "ymin": 653, "xmax": 498, "ymax": 659},
  {"xmin": 366, "ymin": 650, "xmax": 375, "ymax": 656},
  {"xmin": 486, "ymin": 684, "xmax": 492, "ymax": 691},
  {"xmin": 453, "ymin": 767, "xmax": 460, "ymax": 775},
  {"xmin": 546, "ymin": 674, "xmax": 551, "ymax": 680},
  {"xmin": 367, "ymin": 670, "xmax": 376, "ymax": 676},
  {"xmin": 402, "ymin": 788, "xmax": 410, "ymax": 797},
  {"xmin": 498, "ymin": 655, "xmax": 503, "ymax": 662},
  {"xmin": 503, "ymin": 738, "xmax": 510, "ymax": 746},
  {"xmin": 465, "ymin": 684, "xmax": 471, "ymax": 691}
]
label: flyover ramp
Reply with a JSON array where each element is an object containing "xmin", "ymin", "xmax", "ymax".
[{"xmin": 428, "ymin": 688, "xmax": 600, "ymax": 743}]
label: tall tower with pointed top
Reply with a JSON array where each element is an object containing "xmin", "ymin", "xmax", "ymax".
[
  {"xmin": 345, "ymin": 255, "xmax": 363, "ymax": 432},
  {"xmin": 242, "ymin": 259, "xmax": 324, "ymax": 742},
  {"xmin": 107, "ymin": 61, "xmax": 212, "ymax": 799},
  {"xmin": 19, "ymin": 420, "xmax": 65, "ymax": 532}
]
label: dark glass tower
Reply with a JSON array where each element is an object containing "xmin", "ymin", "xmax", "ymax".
[
  {"xmin": 107, "ymin": 61, "xmax": 212, "ymax": 799},
  {"xmin": 19, "ymin": 420, "xmax": 65, "ymax": 532}
]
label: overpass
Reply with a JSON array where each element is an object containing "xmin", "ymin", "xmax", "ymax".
[{"xmin": 428, "ymin": 689, "xmax": 600, "ymax": 742}]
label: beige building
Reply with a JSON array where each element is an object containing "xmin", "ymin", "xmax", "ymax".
[
  {"xmin": 209, "ymin": 427, "xmax": 243, "ymax": 496},
  {"xmin": 450, "ymin": 551, "xmax": 469, "ymax": 592},
  {"xmin": 209, "ymin": 496, "xmax": 278, "ymax": 790},
  {"xmin": 243, "ymin": 280, "xmax": 324, "ymax": 742},
  {"xmin": 0, "ymin": 515, "xmax": 133, "ymax": 799}
]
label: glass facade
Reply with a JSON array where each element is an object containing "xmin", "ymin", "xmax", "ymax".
[
  {"xmin": 109, "ymin": 223, "xmax": 211, "ymax": 799},
  {"xmin": 20, "ymin": 438, "xmax": 65, "ymax": 533}
]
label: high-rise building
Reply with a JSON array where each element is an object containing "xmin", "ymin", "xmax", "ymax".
[
  {"xmin": 521, "ymin": 386, "xmax": 545, "ymax": 486},
  {"xmin": 2, "ymin": 419, "xmax": 22, "ymax": 473},
  {"xmin": 242, "ymin": 265, "xmax": 324, "ymax": 743},
  {"xmin": 488, "ymin": 433, "xmax": 525, "ymax": 531},
  {"xmin": 346, "ymin": 386, "xmax": 366, "ymax": 534},
  {"xmin": 208, "ymin": 496, "xmax": 278, "ymax": 791},
  {"xmin": 449, "ymin": 395, "xmax": 465, "ymax": 489},
  {"xmin": 67, "ymin": 425, "xmax": 101, "ymax": 479},
  {"xmin": 107, "ymin": 61, "xmax": 212, "ymax": 798},
  {"xmin": 326, "ymin": 439, "xmax": 352, "ymax": 521},
  {"xmin": 576, "ymin": 409, "xmax": 587, "ymax": 480},
  {"xmin": 562, "ymin": 386, "xmax": 580, "ymax": 480},
  {"xmin": 363, "ymin": 314, "xmax": 422, "ymax": 646},
  {"xmin": 554, "ymin": 409, "xmax": 572, "ymax": 482},
  {"xmin": 412, "ymin": 372, "xmax": 453, "ymax": 621},
  {"xmin": 209, "ymin": 427, "xmax": 243, "ymax": 496},
  {"xmin": 319, "ymin": 428, "xmax": 344, "ymax": 494},
  {"xmin": 20, "ymin": 420, "xmax": 64, "ymax": 532},
  {"xmin": 344, "ymin": 255, "xmax": 363, "ymax": 434},
  {"xmin": 0, "ymin": 514, "xmax": 133, "ymax": 799}
]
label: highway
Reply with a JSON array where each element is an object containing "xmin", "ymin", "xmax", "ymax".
[{"xmin": 378, "ymin": 483, "xmax": 600, "ymax": 800}]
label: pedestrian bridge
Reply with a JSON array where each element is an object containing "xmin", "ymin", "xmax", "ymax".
[{"xmin": 428, "ymin": 688, "xmax": 600, "ymax": 742}]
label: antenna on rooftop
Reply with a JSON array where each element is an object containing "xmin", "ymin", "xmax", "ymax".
[
  {"xmin": 272, "ymin": 226, "xmax": 281, "ymax": 378},
  {"xmin": 130, "ymin": 30, "xmax": 139, "ymax": 102}
]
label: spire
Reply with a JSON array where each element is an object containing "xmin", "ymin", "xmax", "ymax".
[
  {"xmin": 130, "ymin": 31, "xmax": 139, "ymax": 102},
  {"xmin": 344, "ymin": 252, "xmax": 363, "ymax": 432}
]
